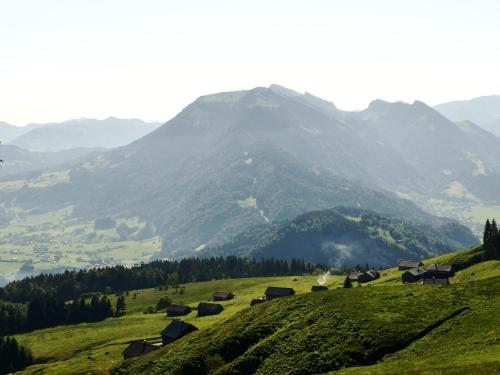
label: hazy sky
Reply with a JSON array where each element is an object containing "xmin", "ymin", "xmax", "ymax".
[{"xmin": 1, "ymin": 0, "xmax": 500, "ymax": 125}]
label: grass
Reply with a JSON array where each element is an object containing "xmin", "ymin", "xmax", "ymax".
[
  {"xmin": 113, "ymin": 276, "xmax": 500, "ymax": 375},
  {"xmin": 15, "ymin": 275, "xmax": 338, "ymax": 374}
]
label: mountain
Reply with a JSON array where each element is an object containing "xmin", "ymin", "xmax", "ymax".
[
  {"xmin": 0, "ymin": 144, "xmax": 103, "ymax": 178},
  {"xmin": 0, "ymin": 86, "xmax": 486, "ymax": 262},
  {"xmin": 8, "ymin": 117, "xmax": 161, "ymax": 152},
  {"xmin": 202, "ymin": 207, "xmax": 477, "ymax": 267},
  {"xmin": 0, "ymin": 122, "xmax": 30, "ymax": 143},
  {"xmin": 434, "ymin": 95, "xmax": 500, "ymax": 137}
]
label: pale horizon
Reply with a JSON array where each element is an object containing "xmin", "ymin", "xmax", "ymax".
[{"xmin": 2, "ymin": 0, "xmax": 500, "ymax": 125}]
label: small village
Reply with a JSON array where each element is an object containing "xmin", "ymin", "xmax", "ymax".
[{"xmin": 122, "ymin": 258, "xmax": 455, "ymax": 359}]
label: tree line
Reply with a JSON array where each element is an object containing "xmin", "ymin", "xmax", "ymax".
[
  {"xmin": 0, "ymin": 336, "xmax": 33, "ymax": 374},
  {"xmin": 0, "ymin": 295, "xmax": 114, "ymax": 335},
  {"xmin": 0, "ymin": 256, "xmax": 315, "ymax": 304},
  {"xmin": 483, "ymin": 218, "xmax": 500, "ymax": 260}
]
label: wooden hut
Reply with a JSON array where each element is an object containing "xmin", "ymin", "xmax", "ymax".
[
  {"xmin": 197, "ymin": 302, "xmax": 224, "ymax": 317},
  {"xmin": 402, "ymin": 267, "xmax": 426, "ymax": 283},
  {"xmin": 123, "ymin": 340, "xmax": 159, "ymax": 359},
  {"xmin": 357, "ymin": 270, "xmax": 380, "ymax": 283},
  {"xmin": 161, "ymin": 320, "xmax": 198, "ymax": 346},
  {"xmin": 166, "ymin": 304, "xmax": 191, "ymax": 317},
  {"xmin": 398, "ymin": 260, "xmax": 424, "ymax": 270},
  {"xmin": 250, "ymin": 297, "xmax": 266, "ymax": 306},
  {"xmin": 311, "ymin": 285, "xmax": 328, "ymax": 292},
  {"xmin": 347, "ymin": 271, "xmax": 363, "ymax": 282},
  {"xmin": 422, "ymin": 276, "xmax": 449, "ymax": 285},
  {"xmin": 213, "ymin": 291, "xmax": 234, "ymax": 301},
  {"xmin": 265, "ymin": 287, "xmax": 295, "ymax": 300},
  {"xmin": 425, "ymin": 264, "xmax": 453, "ymax": 278}
]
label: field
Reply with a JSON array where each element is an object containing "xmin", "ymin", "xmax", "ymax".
[
  {"xmin": 0, "ymin": 207, "xmax": 161, "ymax": 282},
  {"xmin": 14, "ymin": 275, "xmax": 340, "ymax": 374}
]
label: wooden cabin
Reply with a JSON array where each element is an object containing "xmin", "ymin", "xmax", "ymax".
[
  {"xmin": 161, "ymin": 320, "xmax": 198, "ymax": 346},
  {"xmin": 250, "ymin": 297, "xmax": 266, "ymax": 306},
  {"xmin": 166, "ymin": 304, "xmax": 191, "ymax": 317},
  {"xmin": 197, "ymin": 302, "xmax": 224, "ymax": 317},
  {"xmin": 402, "ymin": 267, "xmax": 426, "ymax": 283},
  {"xmin": 213, "ymin": 291, "xmax": 234, "ymax": 301},
  {"xmin": 357, "ymin": 270, "xmax": 380, "ymax": 283},
  {"xmin": 422, "ymin": 276, "xmax": 449, "ymax": 285},
  {"xmin": 347, "ymin": 271, "xmax": 363, "ymax": 282},
  {"xmin": 311, "ymin": 285, "xmax": 328, "ymax": 292},
  {"xmin": 398, "ymin": 260, "xmax": 424, "ymax": 270},
  {"xmin": 265, "ymin": 287, "xmax": 295, "ymax": 300},
  {"xmin": 425, "ymin": 264, "xmax": 453, "ymax": 278},
  {"xmin": 122, "ymin": 340, "xmax": 159, "ymax": 359}
]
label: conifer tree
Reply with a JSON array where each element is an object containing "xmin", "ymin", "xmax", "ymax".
[
  {"xmin": 483, "ymin": 219, "xmax": 491, "ymax": 244},
  {"xmin": 343, "ymin": 276, "xmax": 352, "ymax": 288}
]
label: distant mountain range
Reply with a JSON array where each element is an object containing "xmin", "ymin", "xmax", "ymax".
[
  {"xmin": 202, "ymin": 207, "xmax": 477, "ymax": 267},
  {"xmin": 3, "ymin": 117, "xmax": 161, "ymax": 152},
  {"xmin": 0, "ymin": 85, "xmax": 489, "ymax": 264},
  {"xmin": 435, "ymin": 95, "xmax": 500, "ymax": 137}
]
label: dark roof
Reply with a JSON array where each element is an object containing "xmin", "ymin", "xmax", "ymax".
[
  {"xmin": 161, "ymin": 320, "xmax": 198, "ymax": 339},
  {"xmin": 167, "ymin": 304, "xmax": 191, "ymax": 314},
  {"xmin": 250, "ymin": 298, "xmax": 266, "ymax": 306},
  {"xmin": 311, "ymin": 285, "xmax": 328, "ymax": 292},
  {"xmin": 423, "ymin": 277, "xmax": 449, "ymax": 285},
  {"xmin": 366, "ymin": 270, "xmax": 380, "ymax": 278},
  {"xmin": 122, "ymin": 340, "xmax": 159, "ymax": 358},
  {"xmin": 213, "ymin": 291, "xmax": 234, "ymax": 298},
  {"xmin": 425, "ymin": 264, "xmax": 452, "ymax": 272},
  {"xmin": 406, "ymin": 267, "xmax": 426, "ymax": 276},
  {"xmin": 348, "ymin": 271, "xmax": 363, "ymax": 280},
  {"xmin": 265, "ymin": 287, "xmax": 295, "ymax": 296},
  {"xmin": 197, "ymin": 302, "xmax": 224, "ymax": 313},
  {"xmin": 398, "ymin": 260, "xmax": 423, "ymax": 268}
]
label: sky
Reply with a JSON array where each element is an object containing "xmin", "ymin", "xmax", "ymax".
[{"xmin": 1, "ymin": 0, "xmax": 500, "ymax": 125}]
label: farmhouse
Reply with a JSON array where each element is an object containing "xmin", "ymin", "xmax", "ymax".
[
  {"xmin": 311, "ymin": 285, "xmax": 328, "ymax": 292},
  {"xmin": 213, "ymin": 291, "xmax": 234, "ymax": 301},
  {"xmin": 265, "ymin": 287, "xmax": 295, "ymax": 300},
  {"xmin": 398, "ymin": 260, "xmax": 424, "ymax": 270},
  {"xmin": 402, "ymin": 267, "xmax": 426, "ymax": 283},
  {"xmin": 422, "ymin": 276, "xmax": 449, "ymax": 285},
  {"xmin": 197, "ymin": 302, "xmax": 224, "ymax": 317},
  {"xmin": 250, "ymin": 297, "xmax": 266, "ymax": 306},
  {"xmin": 166, "ymin": 304, "xmax": 191, "ymax": 317},
  {"xmin": 161, "ymin": 320, "xmax": 198, "ymax": 346},
  {"xmin": 122, "ymin": 340, "xmax": 159, "ymax": 359},
  {"xmin": 425, "ymin": 264, "xmax": 453, "ymax": 278},
  {"xmin": 347, "ymin": 271, "xmax": 363, "ymax": 282}
]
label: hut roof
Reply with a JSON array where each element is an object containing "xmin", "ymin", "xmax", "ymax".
[
  {"xmin": 398, "ymin": 260, "xmax": 423, "ymax": 269},
  {"xmin": 265, "ymin": 287, "xmax": 295, "ymax": 297},
  {"xmin": 406, "ymin": 267, "xmax": 426, "ymax": 276},
  {"xmin": 425, "ymin": 264, "xmax": 452, "ymax": 273},
  {"xmin": 197, "ymin": 302, "xmax": 223, "ymax": 314},
  {"xmin": 122, "ymin": 340, "xmax": 159, "ymax": 358},
  {"xmin": 167, "ymin": 304, "xmax": 191, "ymax": 314},
  {"xmin": 348, "ymin": 271, "xmax": 363, "ymax": 281},
  {"xmin": 311, "ymin": 285, "xmax": 328, "ymax": 292},
  {"xmin": 213, "ymin": 291, "xmax": 234, "ymax": 299},
  {"xmin": 161, "ymin": 320, "xmax": 198, "ymax": 340}
]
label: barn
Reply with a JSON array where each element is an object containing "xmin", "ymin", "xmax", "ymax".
[
  {"xmin": 425, "ymin": 264, "xmax": 453, "ymax": 278},
  {"xmin": 166, "ymin": 304, "xmax": 191, "ymax": 317},
  {"xmin": 197, "ymin": 302, "xmax": 224, "ymax": 317},
  {"xmin": 398, "ymin": 260, "xmax": 424, "ymax": 270},
  {"xmin": 357, "ymin": 270, "xmax": 380, "ymax": 283},
  {"xmin": 213, "ymin": 291, "xmax": 234, "ymax": 301},
  {"xmin": 122, "ymin": 340, "xmax": 159, "ymax": 359},
  {"xmin": 161, "ymin": 320, "xmax": 198, "ymax": 346},
  {"xmin": 250, "ymin": 297, "xmax": 266, "ymax": 306},
  {"xmin": 265, "ymin": 287, "xmax": 295, "ymax": 300},
  {"xmin": 402, "ymin": 267, "xmax": 426, "ymax": 283}
]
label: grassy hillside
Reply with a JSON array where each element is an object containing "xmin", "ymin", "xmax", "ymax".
[
  {"xmin": 12, "ymin": 246, "xmax": 500, "ymax": 374},
  {"xmin": 113, "ymin": 275, "xmax": 499, "ymax": 375},
  {"xmin": 14, "ymin": 275, "xmax": 336, "ymax": 374}
]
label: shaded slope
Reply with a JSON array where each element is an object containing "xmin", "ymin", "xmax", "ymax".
[{"xmin": 204, "ymin": 207, "xmax": 478, "ymax": 267}]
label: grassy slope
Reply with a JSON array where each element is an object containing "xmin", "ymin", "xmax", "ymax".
[
  {"xmin": 113, "ymin": 276, "xmax": 500, "ymax": 375},
  {"xmin": 15, "ymin": 275, "xmax": 340, "ymax": 374},
  {"xmin": 14, "ymin": 246, "xmax": 500, "ymax": 374}
]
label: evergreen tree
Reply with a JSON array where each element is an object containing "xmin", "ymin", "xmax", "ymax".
[
  {"xmin": 115, "ymin": 295, "xmax": 126, "ymax": 316},
  {"xmin": 483, "ymin": 219, "xmax": 491, "ymax": 244},
  {"xmin": 343, "ymin": 276, "xmax": 352, "ymax": 288},
  {"xmin": 492, "ymin": 218, "xmax": 498, "ymax": 236}
]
